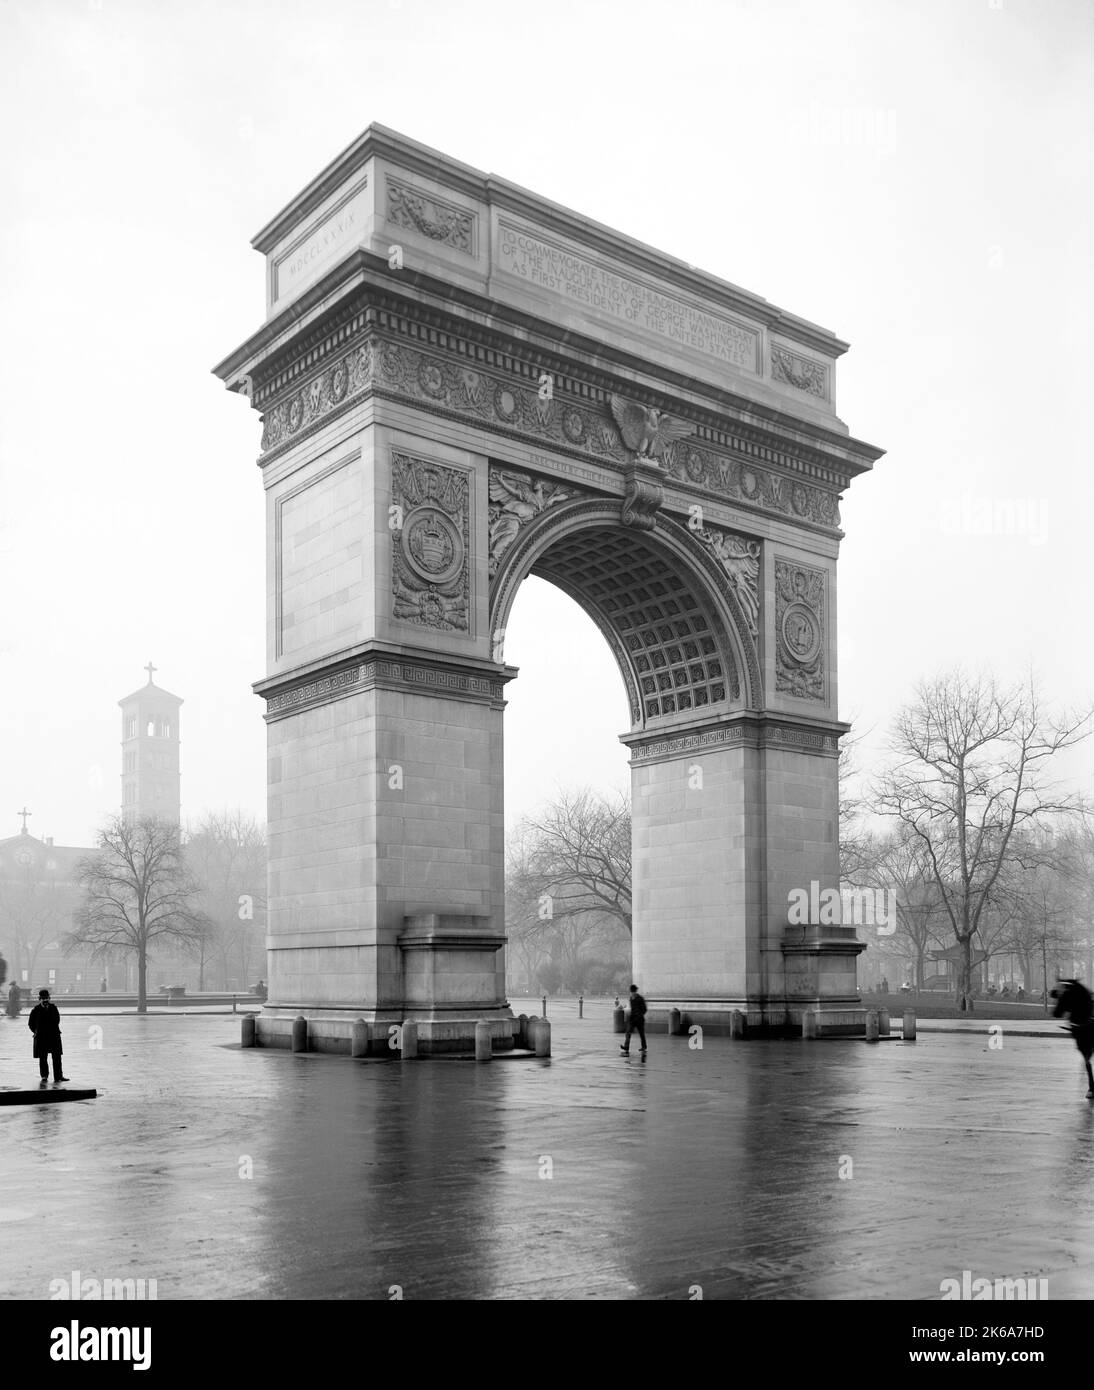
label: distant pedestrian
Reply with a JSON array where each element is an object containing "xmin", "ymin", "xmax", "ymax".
[
  {"xmin": 620, "ymin": 984, "xmax": 647, "ymax": 1054},
  {"xmin": 880, "ymin": 975, "xmax": 889, "ymax": 994},
  {"xmin": 0, "ymin": 952, "xmax": 7, "ymax": 988},
  {"xmin": 100, "ymin": 976, "xmax": 107, "ymax": 993},
  {"xmin": 28, "ymin": 989, "xmax": 68, "ymax": 1084},
  {"xmin": 6, "ymin": 980, "xmax": 20, "ymax": 1018}
]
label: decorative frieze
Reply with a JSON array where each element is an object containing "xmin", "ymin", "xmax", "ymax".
[
  {"xmin": 775, "ymin": 560, "xmax": 826, "ymax": 701},
  {"xmin": 771, "ymin": 345, "xmax": 829, "ymax": 400},
  {"xmin": 261, "ymin": 340, "xmax": 372, "ymax": 452},
  {"xmin": 391, "ymin": 453, "xmax": 471, "ymax": 633},
  {"xmin": 263, "ymin": 655, "xmax": 505, "ymax": 720},
  {"xmin": 256, "ymin": 317, "xmax": 844, "ymax": 534},
  {"xmin": 387, "ymin": 178, "xmax": 475, "ymax": 256},
  {"xmin": 488, "ymin": 468, "xmax": 574, "ymax": 577},
  {"xmin": 628, "ymin": 719, "xmax": 840, "ymax": 763}
]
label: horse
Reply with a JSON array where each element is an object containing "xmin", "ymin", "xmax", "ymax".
[{"xmin": 1051, "ymin": 979, "xmax": 1094, "ymax": 1098}]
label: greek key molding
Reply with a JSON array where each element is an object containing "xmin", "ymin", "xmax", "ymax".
[
  {"xmin": 628, "ymin": 719, "xmax": 841, "ymax": 763},
  {"xmin": 262, "ymin": 655, "xmax": 506, "ymax": 721},
  {"xmin": 775, "ymin": 559, "xmax": 827, "ymax": 702}
]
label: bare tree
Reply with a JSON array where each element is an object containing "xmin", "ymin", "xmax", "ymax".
[
  {"xmin": 184, "ymin": 811, "xmax": 267, "ymax": 990},
  {"xmin": 519, "ymin": 788, "xmax": 632, "ymax": 933},
  {"xmin": 838, "ymin": 727, "xmax": 872, "ymax": 885},
  {"xmin": 875, "ymin": 669, "xmax": 1091, "ymax": 1011},
  {"xmin": 67, "ymin": 816, "xmax": 212, "ymax": 1013},
  {"xmin": 857, "ymin": 826, "xmax": 948, "ymax": 990}
]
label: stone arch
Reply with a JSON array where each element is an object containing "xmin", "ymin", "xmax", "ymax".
[{"xmin": 490, "ymin": 499, "xmax": 762, "ymax": 729}]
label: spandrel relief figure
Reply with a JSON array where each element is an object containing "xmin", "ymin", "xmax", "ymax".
[
  {"xmin": 700, "ymin": 530, "xmax": 761, "ymax": 638},
  {"xmin": 488, "ymin": 471, "xmax": 571, "ymax": 576}
]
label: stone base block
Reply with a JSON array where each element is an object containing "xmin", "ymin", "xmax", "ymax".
[
  {"xmin": 647, "ymin": 999, "xmax": 868, "ymax": 1038},
  {"xmin": 253, "ymin": 1007, "xmax": 517, "ymax": 1056}
]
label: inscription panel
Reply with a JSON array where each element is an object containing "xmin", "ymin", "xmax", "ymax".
[
  {"xmin": 273, "ymin": 177, "xmax": 370, "ymax": 307},
  {"xmin": 496, "ymin": 220, "xmax": 761, "ymax": 373}
]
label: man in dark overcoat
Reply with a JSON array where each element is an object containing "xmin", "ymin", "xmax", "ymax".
[{"xmin": 28, "ymin": 989, "xmax": 68, "ymax": 1083}]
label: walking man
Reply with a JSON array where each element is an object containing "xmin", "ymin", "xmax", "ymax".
[
  {"xmin": 28, "ymin": 989, "xmax": 68, "ymax": 1084},
  {"xmin": 620, "ymin": 983, "xmax": 648, "ymax": 1054}
]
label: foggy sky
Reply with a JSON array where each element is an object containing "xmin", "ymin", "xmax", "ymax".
[{"xmin": 1, "ymin": 0, "xmax": 1090, "ymax": 847}]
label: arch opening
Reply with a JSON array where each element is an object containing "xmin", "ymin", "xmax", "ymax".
[{"xmin": 492, "ymin": 506, "xmax": 757, "ymax": 732}]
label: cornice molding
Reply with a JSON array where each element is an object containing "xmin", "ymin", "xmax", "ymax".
[{"xmin": 258, "ymin": 648, "xmax": 513, "ymax": 722}]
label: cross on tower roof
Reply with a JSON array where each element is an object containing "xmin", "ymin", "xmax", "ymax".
[
  {"xmin": 17, "ymin": 806, "xmax": 31, "ymax": 833},
  {"xmin": 145, "ymin": 662, "xmax": 157, "ymax": 683}
]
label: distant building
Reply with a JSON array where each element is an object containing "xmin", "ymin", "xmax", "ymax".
[
  {"xmin": 119, "ymin": 663, "xmax": 183, "ymax": 824},
  {"xmin": 0, "ymin": 667, "xmax": 201, "ymax": 994},
  {"xmin": 0, "ymin": 814, "xmax": 94, "ymax": 991}
]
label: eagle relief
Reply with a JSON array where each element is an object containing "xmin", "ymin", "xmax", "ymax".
[
  {"xmin": 609, "ymin": 395, "xmax": 694, "ymax": 465},
  {"xmin": 391, "ymin": 453, "xmax": 471, "ymax": 632}
]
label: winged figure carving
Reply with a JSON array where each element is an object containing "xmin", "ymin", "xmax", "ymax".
[{"xmin": 609, "ymin": 395, "xmax": 694, "ymax": 463}]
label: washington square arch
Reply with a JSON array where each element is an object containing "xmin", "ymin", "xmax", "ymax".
[{"xmin": 214, "ymin": 125, "xmax": 884, "ymax": 1055}]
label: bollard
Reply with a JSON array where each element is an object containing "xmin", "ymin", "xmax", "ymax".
[
  {"xmin": 578, "ymin": 994, "xmax": 584, "ymax": 1019},
  {"xmin": 903, "ymin": 1008, "xmax": 917, "ymax": 1042},
  {"xmin": 878, "ymin": 1007, "xmax": 891, "ymax": 1037},
  {"xmin": 517, "ymin": 1013, "xmax": 529, "ymax": 1048},
  {"xmin": 475, "ymin": 1020, "xmax": 492, "ymax": 1061},
  {"xmin": 526, "ymin": 1016, "xmax": 539, "ymax": 1051},
  {"xmin": 612, "ymin": 1006, "xmax": 626, "ymax": 1035},
  {"xmin": 241, "ymin": 1015, "xmax": 256, "ymax": 1048},
  {"xmin": 535, "ymin": 1018, "xmax": 551, "ymax": 1057},
  {"xmin": 802, "ymin": 1009, "xmax": 818, "ymax": 1040},
  {"xmin": 232, "ymin": 994, "xmax": 237, "ymax": 1015},
  {"xmin": 865, "ymin": 1009, "xmax": 879, "ymax": 1042},
  {"xmin": 730, "ymin": 1009, "xmax": 745, "ymax": 1039},
  {"xmin": 351, "ymin": 1018, "xmax": 369, "ymax": 1058},
  {"xmin": 668, "ymin": 1008, "xmax": 682, "ymax": 1037},
  {"xmin": 400, "ymin": 1021, "xmax": 418, "ymax": 1060},
  {"xmin": 542, "ymin": 995, "xmax": 547, "ymax": 1017},
  {"xmin": 291, "ymin": 1015, "xmax": 308, "ymax": 1053}
]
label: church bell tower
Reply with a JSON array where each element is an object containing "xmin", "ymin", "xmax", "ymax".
[{"xmin": 119, "ymin": 664, "xmax": 183, "ymax": 824}]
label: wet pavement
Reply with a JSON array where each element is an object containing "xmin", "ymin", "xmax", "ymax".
[{"xmin": 1, "ymin": 999, "xmax": 1092, "ymax": 1300}]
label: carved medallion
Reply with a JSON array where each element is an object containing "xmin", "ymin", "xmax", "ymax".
[
  {"xmin": 775, "ymin": 561, "xmax": 826, "ymax": 700},
  {"xmin": 781, "ymin": 602, "xmax": 821, "ymax": 665},
  {"xmin": 418, "ymin": 360, "xmax": 446, "ymax": 398},
  {"xmin": 331, "ymin": 358, "xmax": 349, "ymax": 403},
  {"xmin": 391, "ymin": 453, "xmax": 471, "ymax": 633},
  {"xmin": 402, "ymin": 506, "xmax": 464, "ymax": 585},
  {"xmin": 562, "ymin": 409, "xmax": 585, "ymax": 443},
  {"xmin": 494, "ymin": 387, "xmax": 517, "ymax": 420},
  {"xmin": 288, "ymin": 397, "xmax": 303, "ymax": 432}
]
